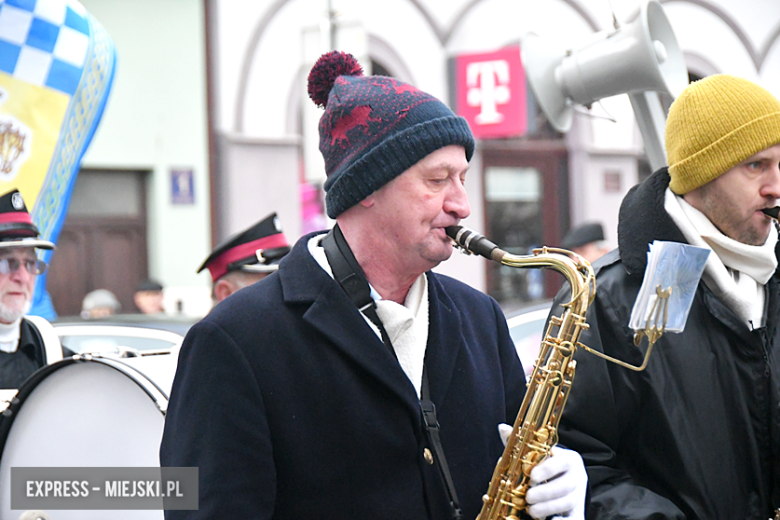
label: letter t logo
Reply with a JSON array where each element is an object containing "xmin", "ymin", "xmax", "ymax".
[{"xmin": 466, "ymin": 60, "xmax": 511, "ymax": 125}]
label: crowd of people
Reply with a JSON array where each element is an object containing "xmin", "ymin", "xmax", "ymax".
[{"xmin": 1, "ymin": 48, "xmax": 780, "ymax": 519}]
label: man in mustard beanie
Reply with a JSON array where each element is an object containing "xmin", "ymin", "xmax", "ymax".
[{"xmin": 553, "ymin": 73, "xmax": 780, "ymax": 518}]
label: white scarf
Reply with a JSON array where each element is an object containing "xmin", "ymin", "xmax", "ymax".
[
  {"xmin": 309, "ymin": 235, "xmax": 429, "ymax": 396},
  {"xmin": 0, "ymin": 318, "xmax": 21, "ymax": 354},
  {"xmin": 664, "ymin": 188, "xmax": 778, "ymax": 327},
  {"xmin": 374, "ymin": 275, "xmax": 428, "ymax": 398}
]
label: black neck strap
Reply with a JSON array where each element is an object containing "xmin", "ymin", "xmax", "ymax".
[
  {"xmin": 321, "ymin": 225, "xmax": 462, "ymax": 520},
  {"xmin": 322, "ymin": 225, "xmax": 394, "ymax": 357},
  {"xmin": 420, "ymin": 366, "xmax": 463, "ymax": 520}
]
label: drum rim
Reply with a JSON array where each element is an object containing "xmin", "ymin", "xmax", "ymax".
[{"xmin": 0, "ymin": 355, "xmax": 169, "ymax": 457}]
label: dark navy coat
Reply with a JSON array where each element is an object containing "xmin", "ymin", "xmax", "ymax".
[{"xmin": 160, "ymin": 232, "xmax": 526, "ymax": 520}]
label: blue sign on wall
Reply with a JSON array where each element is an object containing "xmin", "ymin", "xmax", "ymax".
[{"xmin": 171, "ymin": 168, "xmax": 194, "ymax": 205}]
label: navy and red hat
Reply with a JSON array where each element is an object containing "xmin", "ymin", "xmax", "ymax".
[
  {"xmin": 197, "ymin": 213, "xmax": 290, "ymax": 283},
  {"xmin": 0, "ymin": 189, "xmax": 54, "ymax": 250},
  {"xmin": 307, "ymin": 51, "xmax": 475, "ymax": 218}
]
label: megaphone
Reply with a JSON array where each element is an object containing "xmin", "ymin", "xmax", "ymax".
[{"xmin": 522, "ymin": 0, "xmax": 687, "ymax": 133}]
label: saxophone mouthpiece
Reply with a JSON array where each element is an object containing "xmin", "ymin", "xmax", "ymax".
[
  {"xmin": 763, "ymin": 207, "xmax": 780, "ymax": 219},
  {"xmin": 445, "ymin": 225, "xmax": 502, "ymax": 261}
]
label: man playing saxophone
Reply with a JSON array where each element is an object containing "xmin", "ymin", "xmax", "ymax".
[
  {"xmin": 160, "ymin": 51, "xmax": 588, "ymax": 520},
  {"xmin": 554, "ymin": 74, "xmax": 780, "ymax": 518}
]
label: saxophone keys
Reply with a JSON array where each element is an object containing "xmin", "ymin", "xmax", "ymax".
[
  {"xmin": 521, "ymin": 460, "xmax": 537, "ymax": 476},
  {"xmin": 533, "ymin": 428, "xmax": 550, "ymax": 443},
  {"xmin": 558, "ymin": 340, "xmax": 574, "ymax": 356}
]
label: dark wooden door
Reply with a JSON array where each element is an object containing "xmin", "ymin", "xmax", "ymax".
[
  {"xmin": 46, "ymin": 170, "xmax": 148, "ymax": 317},
  {"xmin": 481, "ymin": 140, "xmax": 569, "ymax": 313}
]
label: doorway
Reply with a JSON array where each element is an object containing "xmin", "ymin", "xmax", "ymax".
[
  {"xmin": 46, "ymin": 169, "xmax": 149, "ymax": 317},
  {"xmin": 481, "ymin": 141, "xmax": 569, "ymax": 313}
]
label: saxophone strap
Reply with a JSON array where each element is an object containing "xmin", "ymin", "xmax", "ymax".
[
  {"xmin": 322, "ymin": 225, "xmax": 395, "ymax": 358},
  {"xmin": 421, "ymin": 367, "xmax": 464, "ymax": 520},
  {"xmin": 321, "ymin": 225, "xmax": 463, "ymax": 520}
]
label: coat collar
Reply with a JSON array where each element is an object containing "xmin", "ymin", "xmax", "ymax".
[
  {"xmin": 617, "ymin": 167, "xmax": 687, "ymax": 277},
  {"xmin": 277, "ymin": 232, "xmax": 466, "ymax": 419},
  {"xmin": 278, "ymin": 233, "xmax": 409, "ymax": 399},
  {"xmin": 422, "ymin": 274, "xmax": 463, "ymax": 406}
]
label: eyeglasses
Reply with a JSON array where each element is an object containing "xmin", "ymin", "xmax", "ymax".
[{"xmin": 0, "ymin": 257, "xmax": 47, "ymax": 276}]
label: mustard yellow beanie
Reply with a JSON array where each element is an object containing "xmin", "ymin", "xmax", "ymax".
[{"xmin": 666, "ymin": 74, "xmax": 780, "ymax": 194}]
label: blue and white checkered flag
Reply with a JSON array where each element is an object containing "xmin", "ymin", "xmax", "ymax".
[{"xmin": 0, "ymin": 0, "xmax": 116, "ymax": 319}]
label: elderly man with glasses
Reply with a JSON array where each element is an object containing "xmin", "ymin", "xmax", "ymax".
[{"xmin": 0, "ymin": 189, "xmax": 58, "ymax": 389}]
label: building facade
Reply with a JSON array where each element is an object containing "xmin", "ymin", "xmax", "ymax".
[{"xmin": 61, "ymin": 0, "xmax": 780, "ymax": 316}]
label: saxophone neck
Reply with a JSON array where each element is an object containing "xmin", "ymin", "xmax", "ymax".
[{"xmin": 447, "ymin": 225, "xmax": 594, "ymax": 311}]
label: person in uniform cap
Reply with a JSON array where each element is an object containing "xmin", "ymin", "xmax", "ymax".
[
  {"xmin": 162, "ymin": 51, "xmax": 587, "ymax": 520},
  {"xmin": 0, "ymin": 189, "xmax": 60, "ymax": 389},
  {"xmin": 560, "ymin": 222, "xmax": 610, "ymax": 263},
  {"xmin": 198, "ymin": 212, "xmax": 291, "ymax": 303}
]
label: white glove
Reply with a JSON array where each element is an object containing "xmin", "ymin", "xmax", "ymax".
[{"xmin": 498, "ymin": 424, "xmax": 587, "ymax": 520}]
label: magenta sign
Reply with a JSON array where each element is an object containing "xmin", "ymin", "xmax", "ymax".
[{"xmin": 454, "ymin": 46, "xmax": 527, "ymax": 139}]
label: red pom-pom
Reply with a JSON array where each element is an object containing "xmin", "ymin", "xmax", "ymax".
[{"xmin": 307, "ymin": 51, "xmax": 363, "ymax": 108}]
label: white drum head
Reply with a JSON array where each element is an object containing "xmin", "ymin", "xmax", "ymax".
[{"xmin": 0, "ymin": 357, "xmax": 167, "ymax": 520}]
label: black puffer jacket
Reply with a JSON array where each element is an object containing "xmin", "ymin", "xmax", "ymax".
[{"xmin": 554, "ymin": 168, "xmax": 780, "ymax": 519}]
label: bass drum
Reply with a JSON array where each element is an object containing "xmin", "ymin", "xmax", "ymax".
[{"xmin": 0, "ymin": 356, "xmax": 168, "ymax": 520}]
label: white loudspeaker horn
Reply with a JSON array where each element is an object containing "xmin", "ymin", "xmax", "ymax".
[{"xmin": 522, "ymin": 0, "xmax": 687, "ymax": 133}]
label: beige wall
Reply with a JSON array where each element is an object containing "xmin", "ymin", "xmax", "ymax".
[
  {"xmin": 217, "ymin": 134, "xmax": 302, "ymax": 242},
  {"xmin": 74, "ymin": 0, "xmax": 780, "ymax": 309},
  {"xmin": 210, "ymin": 0, "xmax": 780, "ymax": 285},
  {"xmin": 79, "ymin": 0, "xmax": 212, "ymax": 315}
]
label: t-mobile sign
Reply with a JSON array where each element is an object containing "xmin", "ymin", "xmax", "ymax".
[{"xmin": 454, "ymin": 46, "xmax": 527, "ymax": 139}]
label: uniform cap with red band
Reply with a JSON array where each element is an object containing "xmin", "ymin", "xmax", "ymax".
[
  {"xmin": 0, "ymin": 189, "xmax": 54, "ymax": 250},
  {"xmin": 198, "ymin": 213, "xmax": 290, "ymax": 282}
]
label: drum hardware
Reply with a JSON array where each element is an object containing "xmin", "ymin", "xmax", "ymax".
[
  {"xmin": 115, "ymin": 346, "xmax": 141, "ymax": 358},
  {"xmin": 16, "ymin": 511, "xmax": 50, "ymax": 520},
  {"xmin": 0, "ymin": 390, "xmax": 17, "ymax": 414},
  {"xmin": 71, "ymin": 353, "xmax": 169, "ymax": 414}
]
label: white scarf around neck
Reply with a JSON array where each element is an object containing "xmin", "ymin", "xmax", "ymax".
[
  {"xmin": 374, "ymin": 274, "xmax": 429, "ymax": 398},
  {"xmin": 0, "ymin": 318, "xmax": 22, "ymax": 354},
  {"xmin": 664, "ymin": 188, "xmax": 778, "ymax": 328}
]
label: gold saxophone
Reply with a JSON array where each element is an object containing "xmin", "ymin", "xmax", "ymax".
[
  {"xmin": 447, "ymin": 226, "xmax": 596, "ymax": 520},
  {"xmin": 447, "ymin": 225, "xmax": 595, "ymax": 520},
  {"xmin": 448, "ymin": 224, "xmax": 677, "ymax": 520},
  {"xmin": 447, "ymin": 225, "xmax": 667, "ymax": 520}
]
